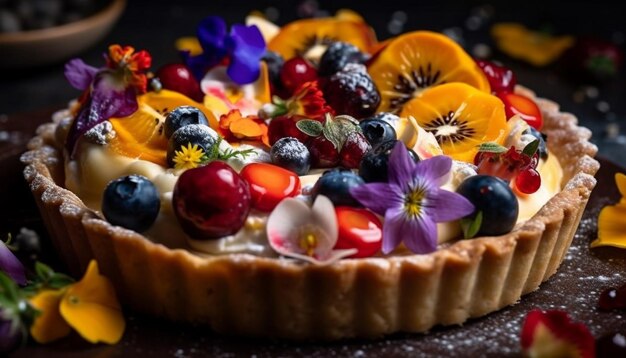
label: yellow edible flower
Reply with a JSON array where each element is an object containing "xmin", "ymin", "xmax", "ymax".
[
  {"xmin": 29, "ymin": 260, "xmax": 125, "ymax": 345},
  {"xmin": 491, "ymin": 23, "xmax": 574, "ymax": 66},
  {"xmin": 173, "ymin": 143, "xmax": 206, "ymax": 170},
  {"xmin": 592, "ymin": 173, "xmax": 626, "ymax": 249}
]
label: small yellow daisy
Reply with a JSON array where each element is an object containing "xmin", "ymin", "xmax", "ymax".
[{"xmin": 173, "ymin": 143, "xmax": 205, "ymax": 170}]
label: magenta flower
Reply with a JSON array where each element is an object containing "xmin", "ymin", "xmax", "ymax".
[
  {"xmin": 64, "ymin": 45, "xmax": 152, "ymax": 156},
  {"xmin": 182, "ymin": 16, "xmax": 266, "ymax": 85},
  {"xmin": 350, "ymin": 142, "xmax": 474, "ymax": 254}
]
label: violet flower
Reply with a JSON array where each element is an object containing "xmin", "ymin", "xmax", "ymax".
[
  {"xmin": 64, "ymin": 45, "xmax": 152, "ymax": 156},
  {"xmin": 350, "ymin": 142, "xmax": 474, "ymax": 254},
  {"xmin": 0, "ymin": 240, "xmax": 26, "ymax": 286},
  {"xmin": 0, "ymin": 313, "xmax": 22, "ymax": 354},
  {"xmin": 182, "ymin": 16, "xmax": 266, "ymax": 85}
]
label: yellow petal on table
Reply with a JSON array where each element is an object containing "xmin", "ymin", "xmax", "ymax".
[
  {"xmin": 29, "ymin": 289, "xmax": 72, "ymax": 344},
  {"xmin": 60, "ymin": 261, "xmax": 125, "ymax": 344},
  {"xmin": 592, "ymin": 173, "xmax": 626, "ymax": 249},
  {"xmin": 615, "ymin": 173, "xmax": 626, "ymax": 200},
  {"xmin": 175, "ymin": 36, "xmax": 202, "ymax": 56},
  {"xmin": 491, "ymin": 23, "xmax": 574, "ymax": 67}
]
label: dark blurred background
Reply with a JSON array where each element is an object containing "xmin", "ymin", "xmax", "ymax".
[{"xmin": 1, "ymin": 0, "xmax": 625, "ymax": 163}]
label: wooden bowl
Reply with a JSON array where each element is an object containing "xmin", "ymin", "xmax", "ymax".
[{"xmin": 0, "ymin": 0, "xmax": 126, "ymax": 69}]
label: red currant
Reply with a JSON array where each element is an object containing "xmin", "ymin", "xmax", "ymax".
[
  {"xmin": 475, "ymin": 60, "xmax": 517, "ymax": 93},
  {"xmin": 515, "ymin": 168, "xmax": 541, "ymax": 194},
  {"xmin": 334, "ymin": 206, "xmax": 382, "ymax": 258},
  {"xmin": 280, "ymin": 57, "xmax": 318, "ymax": 94},
  {"xmin": 308, "ymin": 135, "xmax": 339, "ymax": 168},
  {"xmin": 599, "ymin": 284, "xmax": 626, "ymax": 310},
  {"xmin": 339, "ymin": 132, "xmax": 371, "ymax": 169},
  {"xmin": 156, "ymin": 63, "xmax": 204, "ymax": 102},
  {"xmin": 497, "ymin": 92, "xmax": 544, "ymax": 130}
]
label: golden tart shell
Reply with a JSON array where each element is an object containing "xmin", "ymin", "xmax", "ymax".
[{"xmin": 22, "ymin": 87, "xmax": 599, "ymax": 340}]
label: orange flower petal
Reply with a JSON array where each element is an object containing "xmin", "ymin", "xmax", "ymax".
[
  {"xmin": 59, "ymin": 261, "xmax": 125, "ymax": 344},
  {"xmin": 230, "ymin": 118, "xmax": 264, "ymax": 138},
  {"xmin": 29, "ymin": 289, "xmax": 72, "ymax": 344},
  {"xmin": 220, "ymin": 109, "xmax": 243, "ymax": 130}
]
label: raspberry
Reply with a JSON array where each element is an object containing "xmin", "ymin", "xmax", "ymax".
[
  {"xmin": 339, "ymin": 131, "xmax": 371, "ymax": 169},
  {"xmin": 322, "ymin": 64, "xmax": 381, "ymax": 119}
]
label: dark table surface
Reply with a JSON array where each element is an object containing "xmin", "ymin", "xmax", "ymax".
[{"xmin": 2, "ymin": 1, "xmax": 626, "ymax": 357}]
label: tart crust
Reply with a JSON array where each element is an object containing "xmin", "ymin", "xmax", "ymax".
[{"xmin": 22, "ymin": 89, "xmax": 599, "ymax": 340}]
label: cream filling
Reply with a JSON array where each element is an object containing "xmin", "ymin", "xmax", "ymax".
[{"xmin": 66, "ymin": 142, "xmax": 562, "ymax": 255}]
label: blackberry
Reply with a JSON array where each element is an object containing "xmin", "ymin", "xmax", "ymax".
[
  {"xmin": 262, "ymin": 51, "xmax": 284, "ymax": 89},
  {"xmin": 322, "ymin": 64, "xmax": 381, "ymax": 119},
  {"xmin": 318, "ymin": 41, "xmax": 368, "ymax": 77}
]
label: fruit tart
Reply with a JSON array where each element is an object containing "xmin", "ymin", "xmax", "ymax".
[{"xmin": 22, "ymin": 12, "xmax": 599, "ymax": 339}]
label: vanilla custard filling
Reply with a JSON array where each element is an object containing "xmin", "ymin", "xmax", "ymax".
[{"xmin": 65, "ymin": 142, "xmax": 563, "ymax": 255}]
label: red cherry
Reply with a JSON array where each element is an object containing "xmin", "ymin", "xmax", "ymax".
[
  {"xmin": 268, "ymin": 115, "xmax": 315, "ymax": 146},
  {"xmin": 497, "ymin": 92, "xmax": 544, "ymax": 130},
  {"xmin": 515, "ymin": 168, "xmax": 541, "ymax": 194},
  {"xmin": 240, "ymin": 163, "xmax": 301, "ymax": 212},
  {"xmin": 156, "ymin": 63, "xmax": 204, "ymax": 102},
  {"xmin": 308, "ymin": 135, "xmax": 340, "ymax": 168},
  {"xmin": 173, "ymin": 161, "xmax": 251, "ymax": 239},
  {"xmin": 340, "ymin": 132, "xmax": 371, "ymax": 169},
  {"xmin": 475, "ymin": 60, "xmax": 517, "ymax": 93},
  {"xmin": 334, "ymin": 206, "xmax": 382, "ymax": 258},
  {"xmin": 280, "ymin": 57, "xmax": 318, "ymax": 94}
]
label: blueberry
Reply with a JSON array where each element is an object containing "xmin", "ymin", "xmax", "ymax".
[
  {"xmin": 359, "ymin": 118, "xmax": 397, "ymax": 148},
  {"xmin": 523, "ymin": 127, "xmax": 548, "ymax": 159},
  {"xmin": 270, "ymin": 137, "xmax": 311, "ymax": 176},
  {"xmin": 311, "ymin": 169, "xmax": 365, "ymax": 207},
  {"xmin": 456, "ymin": 175, "xmax": 518, "ymax": 236},
  {"xmin": 359, "ymin": 140, "xmax": 419, "ymax": 183},
  {"xmin": 318, "ymin": 42, "xmax": 368, "ymax": 77},
  {"xmin": 164, "ymin": 106, "xmax": 209, "ymax": 138},
  {"xmin": 102, "ymin": 175, "xmax": 161, "ymax": 232},
  {"xmin": 167, "ymin": 124, "xmax": 219, "ymax": 167},
  {"xmin": 261, "ymin": 51, "xmax": 284, "ymax": 89},
  {"xmin": 366, "ymin": 112, "xmax": 401, "ymax": 128}
]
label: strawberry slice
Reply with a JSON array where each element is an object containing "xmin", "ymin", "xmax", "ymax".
[{"xmin": 497, "ymin": 92, "xmax": 544, "ymax": 130}]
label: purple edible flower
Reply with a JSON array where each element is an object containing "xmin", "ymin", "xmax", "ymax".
[
  {"xmin": 63, "ymin": 45, "xmax": 152, "ymax": 156},
  {"xmin": 0, "ymin": 313, "xmax": 22, "ymax": 354},
  {"xmin": 182, "ymin": 16, "xmax": 266, "ymax": 85},
  {"xmin": 350, "ymin": 142, "xmax": 474, "ymax": 254},
  {"xmin": 0, "ymin": 240, "xmax": 26, "ymax": 286}
]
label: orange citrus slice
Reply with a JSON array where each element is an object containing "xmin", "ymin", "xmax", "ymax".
[
  {"xmin": 109, "ymin": 90, "xmax": 218, "ymax": 166},
  {"xmin": 400, "ymin": 83, "xmax": 506, "ymax": 163},
  {"xmin": 268, "ymin": 18, "xmax": 376, "ymax": 62},
  {"xmin": 368, "ymin": 31, "xmax": 490, "ymax": 114}
]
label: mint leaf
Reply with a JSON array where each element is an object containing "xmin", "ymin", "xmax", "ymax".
[
  {"xmin": 0, "ymin": 271, "xmax": 20, "ymax": 302},
  {"xmin": 477, "ymin": 142, "xmax": 507, "ymax": 154},
  {"xmin": 48, "ymin": 273, "xmax": 75, "ymax": 289},
  {"xmin": 34, "ymin": 262, "xmax": 54, "ymax": 281},
  {"xmin": 296, "ymin": 120, "xmax": 324, "ymax": 137},
  {"xmin": 522, "ymin": 139, "xmax": 540, "ymax": 157},
  {"xmin": 461, "ymin": 211, "xmax": 483, "ymax": 239}
]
